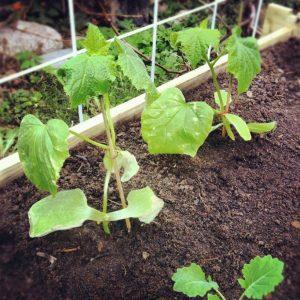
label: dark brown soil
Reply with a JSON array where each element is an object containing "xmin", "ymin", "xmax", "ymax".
[{"xmin": 0, "ymin": 39, "xmax": 299, "ymax": 300}]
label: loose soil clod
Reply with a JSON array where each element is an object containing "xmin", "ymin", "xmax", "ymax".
[{"xmin": 0, "ymin": 39, "xmax": 299, "ymax": 299}]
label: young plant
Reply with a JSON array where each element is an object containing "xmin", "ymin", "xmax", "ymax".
[
  {"xmin": 141, "ymin": 22, "xmax": 276, "ymax": 157},
  {"xmin": 17, "ymin": 23, "xmax": 164, "ymax": 238},
  {"xmin": 172, "ymin": 255, "xmax": 284, "ymax": 299}
]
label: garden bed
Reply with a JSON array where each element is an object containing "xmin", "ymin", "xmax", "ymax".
[{"xmin": 0, "ymin": 39, "xmax": 299, "ymax": 299}]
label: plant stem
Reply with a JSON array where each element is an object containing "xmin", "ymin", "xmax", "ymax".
[
  {"xmin": 238, "ymin": 292, "xmax": 245, "ymax": 300},
  {"xmin": 102, "ymin": 170, "xmax": 111, "ymax": 234},
  {"xmin": 100, "ymin": 94, "xmax": 131, "ymax": 233},
  {"xmin": 69, "ymin": 130, "xmax": 109, "ymax": 150},
  {"xmin": 205, "ymin": 55, "xmax": 224, "ymax": 111},
  {"xmin": 225, "ymin": 74, "xmax": 233, "ymax": 113},
  {"xmin": 215, "ymin": 289, "xmax": 227, "ymax": 300}
]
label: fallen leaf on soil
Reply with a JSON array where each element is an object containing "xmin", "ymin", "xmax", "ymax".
[
  {"xmin": 142, "ymin": 251, "xmax": 150, "ymax": 260},
  {"xmin": 291, "ymin": 221, "xmax": 300, "ymax": 229},
  {"xmin": 36, "ymin": 251, "xmax": 57, "ymax": 265}
]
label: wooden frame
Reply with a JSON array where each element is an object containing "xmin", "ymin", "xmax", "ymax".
[{"xmin": 0, "ymin": 3, "xmax": 299, "ymax": 187}]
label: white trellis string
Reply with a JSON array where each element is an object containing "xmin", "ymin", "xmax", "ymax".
[
  {"xmin": 207, "ymin": 1, "xmax": 218, "ymax": 59},
  {"xmin": 68, "ymin": 0, "xmax": 84, "ymax": 123},
  {"xmin": 0, "ymin": 0, "xmax": 226, "ymax": 86},
  {"xmin": 150, "ymin": 0, "xmax": 159, "ymax": 82},
  {"xmin": 252, "ymin": 0, "xmax": 264, "ymax": 37}
]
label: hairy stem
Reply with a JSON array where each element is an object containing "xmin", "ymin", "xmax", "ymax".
[
  {"xmin": 69, "ymin": 130, "xmax": 109, "ymax": 150},
  {"xmin": 222, "ymin": 74, "xmax": 234, "ymax": 137},
  {"xmin": 101, "ymin": 94, "xmax": 131, "ymax": 233},
  {"xmin": 215, "ymin": 289, "xmax": 227, "ymax": 300},
  {"xmin": 205, "ymin": 55, "xmax": 224, "ymax": 111},
  {"xmin": 102, "ymin": 171, "xmax": 111, "ymax": 234}
]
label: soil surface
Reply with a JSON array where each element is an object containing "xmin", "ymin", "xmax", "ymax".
[{"xmin": 0, "ymin": 39, "xmax": 299, "ymax": 300}]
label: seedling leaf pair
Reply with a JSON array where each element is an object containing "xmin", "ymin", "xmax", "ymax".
[
  {"xmin": 29, "ymin": 187, "xmax": 164, "ymax": 237},
  {"xmin": 141, "ymin": 87, "xmax": 214, "ymax": 157},
  {"xmin": 172, "ymin": 255, "xmax": 284, "ymax": 299}
]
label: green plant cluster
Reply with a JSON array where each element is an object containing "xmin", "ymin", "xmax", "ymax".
[{"xmin": 15, "ymin": 22, "xmax": 284, "ymax": 299}]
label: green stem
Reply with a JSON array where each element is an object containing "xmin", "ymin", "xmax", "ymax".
[
  {"xmin": 69, "ymin": 130, "xmax": 109, "ymax": 150},
  {"xmin": 238, "ymin": 292, "xmax": 245, "ymax": 300},
  {"xmin": 104, "ymin": 93, "xmax": 116, "ymax": 146},
  {"xmin": 215, "ymin": 289, "xmax": 227, "ymax": 300},
  {"xmin": 100, "ymin": 94, "xmax": 131, "ymax": 233},
  {"xmin": 205, "ymin": 55, "xmax": 224, "ymax": 111},
  {"xmin": 102, "ymin": 170, "xmax": 111, "ymax": 234}
]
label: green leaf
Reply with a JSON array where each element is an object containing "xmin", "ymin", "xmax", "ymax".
[
  {"xmin": 207, "ymin": 293, "xmax": 220, "ymax": 300},
  {"xmin": 141, "ymin": 87, "xmax": 214, "ymax": 157},
  {"xmin": 104, "ymin": 150, "xmax": 139, "ymax": 182},
  {"xmin": 81, "ymin": 23, "xmax": 110, "ymax": 55},
  {"xmin": 226, "ymin": 27, "xmax": 261, "ymax": 94},
  {"xmin": 247, "ymin": 121, "xmax": 276, "ymax": 134},
  {"xmin": 29, "ymin": 189, "xmax": 104, "ymax": 237},
  {"xmin": 58, "ymin": 53, "xmax": 116, "ymax": 107},
  {"xmin": 18, "ymin": 115, "xmax": 69, "ymax": 195},
  {"xmin": 146, "ymin": 83, "xmax": 161, "ymax": 105},
  {"xmin": 173, "ymin": 28, "xmax": 220, "ymax": 68},
  {"xmin": 225, "ymin": 113, "xmax": 251, "ymax": 141},
  {"xmin": 222, "ymin": 116, "xmax": 235, "ymax": 140},
  {"xmin": 238, "ymin": 255, "xmax": 284, "ymax": 299},
  {"xmin": 172, "ymin": 263, "xmax": 219, "ymax": 297},
  {"xmin": 114, "ymin": 39, "xmax": 151, "ymax": 90},
  {"xmin": 107, "ymin": 187, "xmax": 164, "ymax": 224},
  {"xmin": 214, "ymin": 90, "xmax": 231, "ymax": 109}
]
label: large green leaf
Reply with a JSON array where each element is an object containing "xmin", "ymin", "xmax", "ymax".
[
  {"xmin": 226, "ymin": 27, "xmax": 261, "ymax": 94},
  {"xmin": 238, "ymin": 255, "xmax": 284, "ymax": 299},
  {"xmin": 172, "ymin": 263, "xmax": 219, "ymax": 297},
  {"xmin": 107, "ymin": 187, "xmax": 164, "ymax": 224},
  {"xmin": 18, "ymin": 115, "xmax": 69, "ymax": 195},
  {"xmin": 29, "ymin": 189, "xmax": 104, "ymax": 237},
  {"xmin": 81, "ymin": 23, "xmax": 110, "ymax": 55},
  {"xmin": 141, "ymin": 87, "xmax": 214, "ymax": 157},
  {"xmin": 247, "ymin": 121, "xmax": 276, "ymax": 134},
  {"xmin": 114, "ymin": 39, "xmax": 151, "ymax": 90},
  {"xmin": 225, "ymin": 113, "xmax": 251, "ymax": 141},
  {"xmin": 172, "ymin": 27, "xmax": 220, "ymax": 68},
  {"xmin": 104, "ymin": 150, "xmax": 139, "ymax": 182},
  {"xmin": 58, "ymin": 53, "xmax": 116, "ymax": 107}
]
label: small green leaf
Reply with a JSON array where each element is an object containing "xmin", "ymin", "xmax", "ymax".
[
  {"xmin": 207, "ymin": 293, "xmax": 220, "ymax": 300},
  {"xmin": 222, "ymin": 116, "xmax": 235, "ymax": 140},
  {"xmin": 81, "ymin": 23, "xmax": 110, "ymax": 55},
  {"xmin": 172, "ymin": 263, "xmax": 219, "ymax": 297},
  {"xmin": 18, "ymin": 115, "xmax": 69, "ymax": 195},
  {"xmin": 29, "ymin": 189, "xmax": 104, "ymax": 237},
  {"xmin": 226, "ymin": 27, "xmax": 261, "ymax": 94},
  {"xmin": 107, "ymin": 187, "xmax": 164, "ymax": 224},
  {"xmin": 247, "ymin": 121, "xmax": 276, "ymax": 134},
  {"xmin": 225, "ymin": 113, "xmax": 251, "ymax": 141},
  {"xmin": 214, "ymin": 90, "xmax": 231, "ymax": 109},
  {"xmin": 238, "ymin": 255, "xmax": 284, "ymax": 299},
  {"xmin": 104, "ymin": 150, "xmax": 139, "ymax": 182},
  {"xmin": 141, "ymin": 87, "xmax": 214, "ymax": 157},
  {"xmin": 173, "ymin": 28, "xmax": 220, "ymax": 68},
  {"xmin": 58, "ymin": 53, "xmax": 116, "ymax": 107},
  {"xmin": 199, "ymin": 18, "xmax": 209, "ymax": 29},
  {"xmin": 114, "ymin": 39, "xmax": 151, "ymax": 90}
]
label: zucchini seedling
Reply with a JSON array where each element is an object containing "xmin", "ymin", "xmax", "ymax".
[
  {"xmin": 141, "ymin": 22, "xmax": 276, "ymax": 157},
  {"xmin": 172, "ymin": 255, "xmax": 284, "ymax": 299},
  {"xmin": 17, "ymin": 24, "xmax": 164, "ymax": 238}
]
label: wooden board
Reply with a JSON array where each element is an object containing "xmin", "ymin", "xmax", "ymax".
[{"xmin": 0, "ymin": 19, "xmax": 297, "ymax": 187}]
